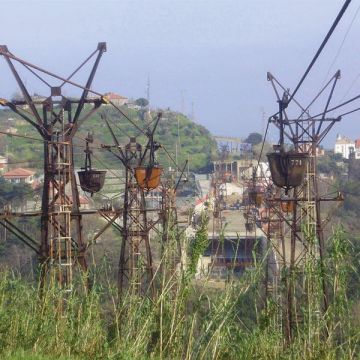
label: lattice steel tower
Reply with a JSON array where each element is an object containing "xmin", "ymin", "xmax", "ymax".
[{"xmin": 0, "ymin": 43, "xmax": 107, "ymax": 290}]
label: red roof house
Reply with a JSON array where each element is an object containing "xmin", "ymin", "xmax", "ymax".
[
  {"xmin": 103, "ymin": 92, "xmax": 128, "ymax": 107},
  {"xmin": 3, "ymin": 168, "xmax": 35, "ymax": 184}
]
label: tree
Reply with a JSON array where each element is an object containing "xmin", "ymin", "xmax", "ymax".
[
  {"xmin": 135, "ymin": 98, "xmax": 149, "ymax": 107},
  {"xmin": 0, "ymin": 178, "xmax": 32, "ymax": 207},
  {"xmin": 245, "ymin": 132, "xmax": 263, "ymax": 145},
  {"xmin": 317, "ymin": 152, "xmax": 344, "ymax": 176}
]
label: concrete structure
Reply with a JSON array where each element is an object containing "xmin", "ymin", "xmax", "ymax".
[
  {"xmin": 213, "ymin": 159, "xmax": 270, "ymax": 183},
  {"xmin": 214, "ymin": 136, "xmax": 251, "ymax": 155},
  {"xmin": 197, "ymin": 233, "xmax": 265, "ymax": 279},
  {"xmin": 334, "ymin": 134, "xmax": 356, "ymax": 159},
  {"xmin": 3, "ymin": 168, "xmax": 35, "ymax": 184}
]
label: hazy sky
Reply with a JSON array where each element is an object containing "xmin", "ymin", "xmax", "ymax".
[{"xmin": 1, "ymin": 0, "xmax": 360, "ymax": 147}]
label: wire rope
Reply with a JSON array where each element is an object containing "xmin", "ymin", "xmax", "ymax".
[
  {"xmin": 322, "ymin": 3, "xmax": 360, "ymax": 86},
  {"xmin": 288, "ymin": 0, "xmax": 352, "ymax": 105}
]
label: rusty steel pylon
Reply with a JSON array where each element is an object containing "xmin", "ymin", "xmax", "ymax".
[
  {"xmin": 0, "ymin": 44, "xmax": 107, "ymax": 290},
  {"xmin": 102, "ymin": 113, "xmax": 188, "ymax": 298},
  {"xmin": 212, "ymin": 173, "xmax": 226, "ymax": 233},
  {"xmin": 210, "ymin": 168, "xmax": 227, "ymax": 264},
  {"xmin": 158, "ymin": 169, "xmax": 185, "ymax": 296},
  {"xmin": 119, "ymin": 138, "xmax": 156, "ymax": 298},
  {"xmin": 102, "ymin": 114, "xmax": 164, "ymax": 298},
  {"xmin": 264, "ymin": 71, "xmax": 344, "ymax": 342}
]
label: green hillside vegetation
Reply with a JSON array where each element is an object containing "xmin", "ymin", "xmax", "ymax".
[
  {"xmin": 0, "ymin": 105, "xmax": 217, "ymax": 173},
  {"xmin": 0, "ymin": 225, "xmax": 357, "ymax": 360}
]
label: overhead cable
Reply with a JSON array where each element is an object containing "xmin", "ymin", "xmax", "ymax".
[{"xmin": 288, "ymin": 0, "xmax": 352, "ymax": 106}]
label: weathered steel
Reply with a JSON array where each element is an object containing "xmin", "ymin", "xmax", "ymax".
[
  {"xmin": 103, "ymin": 116, "xmax": 163, "ymax": 299},
  {"xmin": 0, "ymin": 44, "xmax": 106, "ymax": 290},
  {"xmin": 267, "ymin": 151, "xmax": 308, "ymax": 190},
  {"xmin": 265, "ymin": 72, "xmax": 344, "ymax": 343},
  {"xmin": 134, "ymin": 166, "xmax": 163, "ymax": 190}
]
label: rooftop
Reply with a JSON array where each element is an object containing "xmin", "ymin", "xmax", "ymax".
[
  {"xmin": 336, "ymin": 134, "xmax": 354, "ymax": 145},
  {"xmin": 103, "ymin": 92, "xmax": 128, "ymax": 100},
  {"xmin": 3, "ymin": 168, "xmax": 35, "ymax": 178}
]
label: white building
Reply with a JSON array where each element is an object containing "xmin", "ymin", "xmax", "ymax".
[
  {"xmin": 334, "ymin": 134, "xmax": 356, "ymax": 159},
  {"xmin": 3, "ymin": 168, "xmax": 35, "ymax": 184}
]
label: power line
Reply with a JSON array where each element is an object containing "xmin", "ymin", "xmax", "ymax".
[
  {"xmin": 0, "ymin": 130, "xmax": 107, "ymax": 152},
  {"xmin": 288, "ymin": 0, "xmax": 352, "ymax": 106},
  {"xmin": 322, "ymin": 3, "xmax": 360, "ymax": 86}
]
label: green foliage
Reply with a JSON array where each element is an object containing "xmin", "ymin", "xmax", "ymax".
[
  {"xmin": 349, "ymin": 157, "xmax": 360, "ymax": 180},
  {"xmin": 0, "ymin": 106, "xmax": 217, "ymax": 172},
  {"xmin": 0, "ymin": 227, "xmax": 357, "ymax": 359},
  {"xmin": 317, "ymin": 151, "xmax": 344, "ymax": 176},
  {"xmin": 245, "ymin": 132, "xmax": 263, "ymax": 146},
  {"xmin": 0, "ymin": 178, "xmax": 32, "ymax": 207},
  {"xmin": 186, "ymin": 213, "xmax": 209, "ymax": 281},
  {"xmin": 134, "ymin": 98, "xmax": 149, "ymax": 107}
]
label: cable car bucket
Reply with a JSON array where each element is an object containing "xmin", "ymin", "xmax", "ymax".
[
  {"xmin": 78, "ymin": 133, "xmax": 106, "ymax": 195},
  {"xmin": 267, "ymin": 151, "xmax": 308, "ymax": 192},
  {"xmin": 134, "ymin": 165, "xmax": 163, "ymax": 190},
  {"xmin": 134, "ymin": 114, "xmax": 163, "ymax": 191},
  {"xmin": 267, "ymin": 96, "xmax": 308, "ymax": 192}
]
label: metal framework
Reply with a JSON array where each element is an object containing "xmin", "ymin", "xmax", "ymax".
[
  {"xmin": 101, "ymin": 112, "xmax": 190, "ymax": 298},
  {"xmin": 102, "ymin": 114, "xmax": 165, "ymax": 298},
  {"xmin": 210, "ymin": 167, "xmax": 227, "ymax": 262},
  {"xmin": 0, "ymin": 43, "xmax": 107, "ymax": 290},
  {"xmin": 264, "ymin": 71, "xmax": 344, "ymax": 342},
  {"xmin": 119, "ymin": 138, "xmax": 156, "ymax": 298},
  {"xmin": 158, "ymin": 169, "xmax": 186, "ymax": 296}
]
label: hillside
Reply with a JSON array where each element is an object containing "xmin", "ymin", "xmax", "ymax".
[{"xmin": 0, "ymin": 105, "xmax": 218, "ymax": 173}]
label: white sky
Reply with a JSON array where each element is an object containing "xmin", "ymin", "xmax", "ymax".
[{"xmin": 1, "ymin": 0, "xmax": 360, "ymax": 147}]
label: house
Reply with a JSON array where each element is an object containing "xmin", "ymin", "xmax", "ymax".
[
  {"xmin": 53, "ymin": 195, "xmax": 91, "ymax": 210},
  {"xmin": 31, "ymin": 94, "xmax": 47, "ymax": 103},
  {"xmin": 6, "ymin": 127, "xmax": 18, "ymax": 135},
  {"xmin": 103, "ymin": 92, "xmax": 128, "ymax": 107},
  {"xmin": 212, "ymin": 159, "xmax": 270, "ymax": 183},
  {"xmin": 3, "ymin": 168, "xmax": 35, "ymax": 184},
  {"xmin": 78, "ymin": 196, "xmax": 91, "ymax": 209},
  {"xmin": 0, "ymin": 155, "xmax": 7, "ymax": 171},
  {"xmin": 334, "ymin": 134, "xmax": 356, "ymax": 159}
]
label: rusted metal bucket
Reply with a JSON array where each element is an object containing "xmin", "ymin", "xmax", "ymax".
[
  {"xmin": 135, "ymin": 166, "xmax": 163, "ymax": 190},
  {"xmin": 267, "ymin": 151, "xmax": 308, "ymax": 189},
  {"xmin": 78, "ymin": 170, "xmax": 106, "ymax": 194}
]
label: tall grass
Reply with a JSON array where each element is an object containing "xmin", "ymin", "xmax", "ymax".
[{"xmin": 0, "ymin": 226, "xmax": 358, "ymax": 359}]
